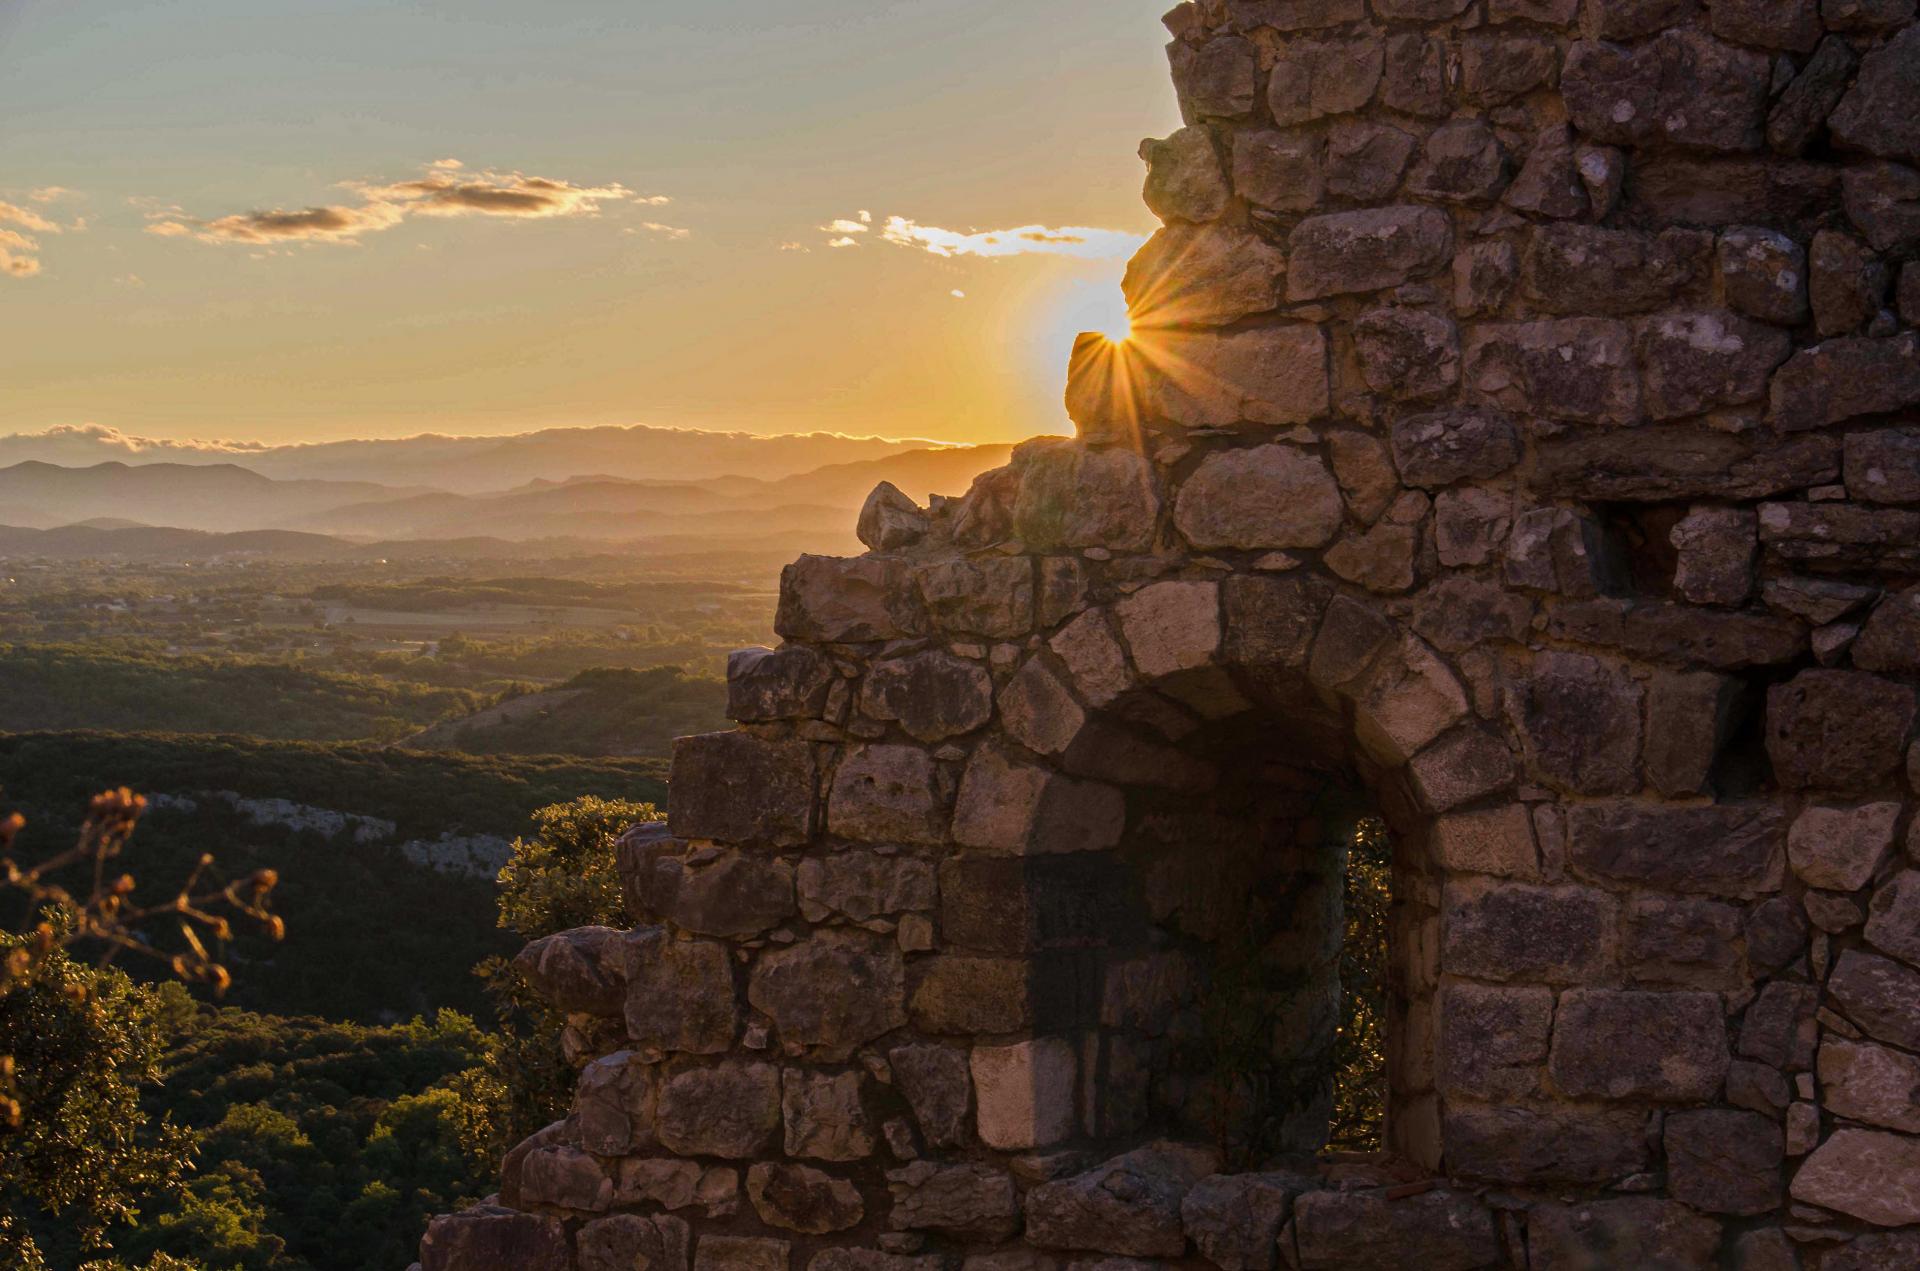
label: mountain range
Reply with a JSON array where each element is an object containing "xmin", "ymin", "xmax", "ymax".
[
  {"xmin": 0, "ymin": 425, "xmax": 1014, "ymax": 558},
  {"xmin": 0, "ymin": 423, "xmax": 955, "ymax": 492}
]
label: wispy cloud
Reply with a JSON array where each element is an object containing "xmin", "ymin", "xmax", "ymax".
[
  {"xmin": 147, "ymin": 161, "xmax": 660, "ymax": 249},
  {"xmin": 876, "ymin": 216, "xmax": 1144, "ymax": 260},
  {"xmin": 0, "ymin": 201, "xmax": 62, "ymax": 277},
  {"xmin": 627, "ymin": 221, "xmax": 691, "ymax": 240},
  {"xmin": 29, "ymin": 186, "xmax": 78, "ymax": 204}
]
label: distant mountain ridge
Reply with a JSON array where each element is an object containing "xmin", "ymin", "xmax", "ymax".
[
  {"xmin": 0, "ymin": 440, "xmax": 1013, "ymax": 557},
  {"xmin": 0, "ymin": 422, "xmax": 957, "ymax": 492}
]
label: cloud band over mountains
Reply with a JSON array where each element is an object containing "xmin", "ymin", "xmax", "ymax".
[{"xmin": 147, "ymin": 160, "xmax": 654, "ymax": 247}]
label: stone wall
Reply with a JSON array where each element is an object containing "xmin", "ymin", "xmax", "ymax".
[{"xmin": 419, "ymin": 1, "xmax": 1920, "ymax": 1267}]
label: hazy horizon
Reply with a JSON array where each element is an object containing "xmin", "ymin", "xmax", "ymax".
[{"xmin": 0, "ymin": 1, "xmax": 1178, "ymax": 449}]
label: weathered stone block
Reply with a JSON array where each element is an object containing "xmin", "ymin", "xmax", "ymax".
[
  {"xmin": 1354, "ymin": 307, "xmax": 1460, "ymax": 400},
  {"xmin": 748, "ymin": 1162, "xmax": 865, "ymax": 1235},
  {"xmin": 419, "ymin": 1205, "xmax": 570, "ymax": 1271},
  {"xmin": 657, "ymin": 850, "xmax": 796, "ymax": 939},
  {"xmin": 696, "ymin": 1236, "xmax": 791, "ymax": 1271},
  {"xmin": 1522, "ymin": 224, "xmax": 1710, "ymax": 317},
  {"xmin": 515, "ymin": 925, "xmax": 627, "ymax": 1016},
  {"xmin": 886, "ymin": 1161, "xmax": 1021, "ymax": 1240},
  {"xmin": 520, "ymin": 1144, "xmax": 613, "ymax": 1211},
  {"xmin": 571, "ymin": 1050, "xmax": 657, "ymax": 1155},
  {"xmin": 1769, "ymin": 333, "xmax": 1920, "ymax": 431},
  {"xmin": 1121, "ymin": 221, "xmax": 1284, "ymax": 327},
  {"xmin": 797, "ymin": 851, "xmax": 933, "ymax": 925},
  {"xmin": 1389, "ymin": 409, "xmax": 1518, "ymax": 489},
  {"xmin": 1141, "ymin": 126, "xmax": 1229, "ymax": 224},
  {"xmin": 860, "ymin": 651, "xmax": 993, "ymax": 742},
  {"xmin": 1179, "ymin": 1173, "xmax": 1296, "ymax": 1271},
  {"xmin": 890, "ymin": 1042, "xmax": 973, "ymax": 1148},
  {"xmin": 729, "ymin": 646, "xmax": 836, "ymax": 723},
  {"xmin": 1154, "ymin": 327, "xmax": 1330, "ymax": 427},
  {"xmin": 1767, "ymin": 670, "xmax": 1916, "ymax": 793},
  {"xmin": 1442, "ymin": 1104, "xmax": 1649, "ymax": 1184},
  {"xmin": 1525, "ymin": 1197, "xmax": 1720, "ymax": 1271},
  {"xmin": 1737, "ymin": 980, "xmax": 1820, "ymax": 1069},
  {"xmin": 1567, "ymin": 800, "xmax": 1785, "ymax": 896},
  {"xmin": 656, "ymin": 1061, "xmax": 780, "ymax": 1158},
  {"xmin": 1719, "ymin": 227, "xmax": 1809, "ymax": 326},
  {"xmin": 579, "ymin": 1214, "xmax": 691, "ymax": 1271},
  {"xmin": 1790, "ymin": 1127, "xmax": 1920, "ymax": 1226},
  {"xmin": 1286, "ymin": 205, "xmax": 1452, "ymax": 300},
  {"xmin": 914, "ymin": 556, "xmax": 1035, "ymax": 639},
  {"xmin": 1013, "ymin": 445, "xmax": 1161, "ymax": 554},
  {"xmin": 1640, "ymin": 310, "xmax": 1791, "ymax": 421},
  {"xmin": 1443, "ymin": 878, "xmax": 1615, "ymax": 983},
  {"xmin": 1438, "ymin": 982, "xmax": 1552, "ymax": 1099},
  {"xmin": 1464, "ymin": 318, "xmax": 1640, "ymax": 425},
  {"xmin": 1027, "ymin": 1146, "xmax": 1214, "ymax": 1258},
  {"xmin": 1829, "ymin": 948, "xmax": 1920, "ymax": 1050},
  {"xmin": 625, "ymin": 928, "xmax": 738, "ymax": 1055},
  {"xmin": 777, "ymin": 555, "xmax": 924, "ymax": 642},
  {"xmin": 1855, "ymin": 585, "xmax": 1920, "ymax": 674},
  {"xmin": 1232, "ymin": 129, "xmax": 1324, "ymax": 213},
  {"xmin": 748, "ymin": 931, "xmax": 906, "ymax": 1055},
  {"xmin": 1292, "ymin": 1189, "xmax": 1499, "ymax": 1271},
  {"xmin": 781, "ymin": 1068, "xmax": 874, "ymax": 1162},
  {"xmin": 1644, "ymin": 670, "xmax": 1737, "ymax": 796},
  {"xmin": 828, "ymin": 744, "xmax": 948, "ymax": 846},
  {"xmin": 1664, "ymin": 1110, "xmax": 1784, "ymax": 1216},
  {"xmin": 971, "ymin": 1038, "xmax": 1077, "ymax": 1151},
  {"xmin": 670, "ymin": 732, "xmax": 816, "ymax": 847},
  {"xmin": 1671, "ymin": 505, "xmax": 1758, "ymax": 606},
  {"xmin": 1865, "ymin": 869, "xmax": 1920, "ymax": 967},
  {"xmin": 1828, "ymin": 25, "xmax": 1920, "ymax": 162},
  {"xmin": 1820, "ymin": 1037, "xmax": 1920, "ymax": 1132},
  {"xmin": 950, "ymin": 745, "xmax": 1124, "ymax": 856},
  {"xmin": 907, "ymin": 955, "xmax": 1031, "ymax": 1035},
  {"xmin": 1622, "ymin": 895, "xmax": 1745, "ymax": 987},
  {"xmin": 1788, "ymin": 802, "xmax": 1899, "ymax": 891},
  {"xmin": 1432, "ymin": 805, "xmax": 1537, "ymax": 880},
  {"xmin": 1511, "ymin": 650, "xmax": 1643, "ymax": 795},
  {"xmin": 1117, "ymin": 580, "xmax": 1221, "ymax": 679},
  {"xmin": 1563, "ymin": 31, "xmax": 1770, "ymax": 151},
  {"xmin": 1549, "ymin": 989, "xmax": 1730, "ymax": 1100}
]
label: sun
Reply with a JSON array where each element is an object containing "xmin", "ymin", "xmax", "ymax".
[{"xmin": 1054, "ymin": 277, "xmax": 1134, "ymax": 345}]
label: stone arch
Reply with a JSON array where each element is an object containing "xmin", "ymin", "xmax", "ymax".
[{"xmin": 422, "ymin": 0, "xmax": 1920, "ymax": 1266}]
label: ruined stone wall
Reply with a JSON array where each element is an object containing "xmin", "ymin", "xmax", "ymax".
[{"xmin": 420, "ymin": 1, "xmax": 1920, "ymax": 1267}]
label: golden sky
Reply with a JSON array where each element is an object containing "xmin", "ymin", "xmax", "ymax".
[{"xmin": 0, "ymin": 1, "xmax": 1180, "ymax": 449}]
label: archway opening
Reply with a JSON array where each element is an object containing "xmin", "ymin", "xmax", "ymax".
[{"xmin": 1038, "ymin": 664, "xmax": 1418, "ymax": 1170}]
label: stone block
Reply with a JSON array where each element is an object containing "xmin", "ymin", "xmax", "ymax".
[
  {"xmin": 1222, "ymin": 574, "xmax": 1331, "ymax": 669},
  {"xmin": 1788, "ymin": 802, "xmax": 1900, "ymax": 891},
  {"xmin": 1408, "ymin": 726, "xmax": 1518, "ymax": 813},
  {"xmin": 1820, "ymin": 1037, "xmax": 1920, "ymax": 1132},
  {"xmin": 1432, "ymin": 805, "xmax": 1538, "ymax": 879},
  {"xmin": 419, "ymin": 1205, "xmax": 570, "ymax": 1271},
  {"xmin": 1117, "ymin": 580, "xmax": 1221, "ymax": 679},
  {"xmin": 1437, "ymin": 982, "xmax": 1552, "ymax": 1098},
  {"xmin": 1407, "ymin": 120, "xmax": 1509, "ymax": 206},
  {"xmin": 514, "ymin": 925, "xmax": 627, "ymax": 1016},
  {"xmin": 1865, "ymin": 869, "xmax": 1920, "ymax": 966},
  {"xmin": 1001, "ymin": 657, "xmax": 1087, "ymax": 757},
  {"xmin": 797, "ymin": 851, "xmax": 934, "ymax": 925},
  {"xmin": 914, "ymin": 556, "xmax": 1036, "ymax": 639},
  {"xmin": 1354, "ymin": 307, "xmax": 1460, "ymax": 400},
  {"xmin": 889, "ymin": 1043, "xmax": 973, "ymax": 1148},
  {"xmin": 1621, "ymin": 895, "xmax": 1745, "ymax": 987},
  {"xmin": 828, "ymin": 744, "xmax": 948, "ymax": 846},
  {"xmin": 782, "ymin": 1068, "xmax": 875, "ymax": 1161},
  {"xmin": 520, "ymin": 1144, "xmax": 613, "ymax": 1211},
  {"xmin": 749, "ymin": 931, "xmax": 906, "ymax": 1056},
  {"xmin": 696, "ymin": 1237, "xmax": 791, "ymax": 1271},
  {"xmin": 571, "ymin": 1050, "xmax": 657, "ymax": 1155},
  {"xmin": 1670, "ymin": 505, "xmax": 1758, "ymax": 605},
  {"xmin": 1027, "ymin": 1145, "xmax": 1214, "ymax": 1258},
  {"xmin": 1769, "ymin": 334, "xmax": 1920, "ymax": 431},
  {"xmin": 624, "ymin": 928, "xmax": 738, "ymax": 1055},
  {"xmin": 670, "ymin": 732, "xmax": 816, "ymax": 847},
  {"xmin": 1828, "ymin": 25, "xmax": 1920, "ymax": 161},
  {"xmin": 1464, "ymin": 318, "xmax": 1640, "ymax": 425},
  {"xmin": 907, "ymin": 955, "xmax": 1032, "ymax": 1035},
  {"xmin": 657, "ymin": 850, "xmax": 796, "ymax": 939},
  {"xmin": 1232, "ymin": 129, "xmax": 1324, "ymax": 213},
  {"xmin": 1737, "ymin": 981, "xmax": 1820, "ymax": 1069},
  {"xmin": 1511, "ymin": 650, "xmax": 1644, "ymax": 795},
  {"xmin": 886, "ymin": 1161, "xmax": 1021, "ymax": 1241},
  {"xmin": 729, "ymin": 646, "xmax": 836, "ymax": 722},
  {"xmin": 1549, "ymin": 989, "xmax": 1730, "ymax": 1100},
  {"xmin": 1441, "ymin": 1103, "xmax": 1649, "ymax": 1184},
  {"xmin": 1664, "ymin": 1109, "xmax": 1784, "ymax": 1216},
  {"xmin": 777, "ymin": 555, "xmax": 924, "ymax": 642},
  {"xmin": 1286, "ymin": 205, "xmax": 1452, "ymax": 300},
  {"xmin": 1790, "ymin": 1127, "xmax": 1920, "ymax": 1226},
  {"xmin": 1173, "ymin": 445, "xmax": 1343, "ymax": 551},
  {"xmin": 1525, "ymin": 1197, "xmax": 1720, "ymax": 1271},
  {"xmin": 1442, "ymin": 879, "xmax": 1615, "ymax": 983},
  {"xmin": 656, "ymin": 1061, "xmax": 780, "ymax": 1158},
  {"xmin": 1179, "ymin": 1173, "xmax": 1296, "ymax": 1271},
  {"xmin": 1522, "ymin": 224, "xmax": 1711, "ymax": 317},
  {"xmin": 1644, "ymin": 670, "xmax": 1738, "ymax": 796},
  {"xmin": 971, "ymin": 1037, "xmax": 1077, "ymax": 1151},
  {"xmin": 1563, "ymin": 31, "xmax": 1770, "ymax": 151},
  {"xmin": 1828, "ymin": 949, "xmax": 1920, "ymax": 1050},
  {"xmin": 860, "ymin": 650, "xmax": 994, "ymax": 742},
  {"xmin": 1389, "ymin": 408, "xmax": 1519, "ymax": 489},
  {"xmin": 1292, "ymin": 1190, "xmax": 1499, "ymax": 1271},
  {"xmin": 579, "ymin": 1215, "xmax": 691, "ymax": 1271},
  {"xmin": 747, "ymin": 1162, "xmax": 865, "ymax": 1235},
  {"xmin": 1013, "ymin": 445, "xmax": 1161, "ymax": 554},
  {"xmin": 1265, "ymin": 38, "xmax": 1382, "ymax": 127},
  {"xmin": 951, "ymin": 746, "xmax": 1124, "ymax": 856},
  {"xmin": 1567, "ymin": 800, "xmax": 1786, "ymax": 897},
  {"xmin": 1719, "ymin": 227, "xmax": 1809, "ymax": 326},
  {"xmin": 1767, "ymin": 670, "xmax": 1916, "ymax": 794},
  {"xmin": 1121, "ymin": 221, "xmax": 1285, "ymax": 328},
  {"xmin": 1855, "ymin": 585, "xmax": 1920, "ymax": 674},
  {"xmin": 1141, "ymin": 126, "xmax": 1229, "ymax": 224}
]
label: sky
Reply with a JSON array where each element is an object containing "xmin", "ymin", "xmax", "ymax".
[{"xmin": 0, "ymin": 0, "xmax": 1180, "ymax": 448}]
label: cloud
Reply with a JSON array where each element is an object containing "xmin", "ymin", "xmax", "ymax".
[
  {"xmin": 820, "ymin": 218, "xmax": 870, "ymax": 236},
  {"xmin": 827, "ymin": 236, "xmax": 860, "ymax": 249},
  {"xmin": 0, "ymin": 202, "xmax": 59, "ymax": 277},
  {"xmin": 29, "ymin": 186, "xmax": 77, "ymax": 203},
  {"xmin": 147, "ymin": 161, "xmax": 658, "ymax": 248},
  {"xmin": 876, "ymin": 216, "xmax": 1145, "ymax": 260},
  {"xmin": 626, "ymin": 221, "xmax": 691, "ymax": 240}
]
